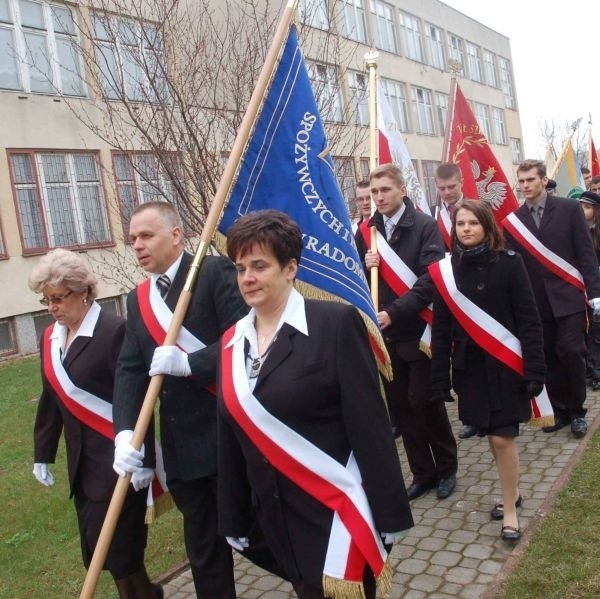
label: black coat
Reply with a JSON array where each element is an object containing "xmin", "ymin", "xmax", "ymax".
[
  {"xmin": 504, "ymin": 195, "xmax": 600, "ymax": 320},
  {"xmin": 34, "ymin": 309, "xmax": 125, "ymax": 501},
  {"xmin": 431, "ymin": 250, "xmax": 546, "ymax": 429},
  {"xmin": 113, "ymin": 251, "xmax": 248, "ymax": 481},
  {"xmin": 355, "ymin": 198, "xmax": 446, "ymax": 342},
  {"xmin": 217, "ymin": 299, "xmax": 413, "ymax": 587}
]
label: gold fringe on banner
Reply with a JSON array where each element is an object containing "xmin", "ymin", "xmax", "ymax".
[
  {"xmin": 145, "ymin": 491, "xmax": 176, "ymax": 525},
  {"xmin": 321, "ymin": 559, "xmax": 392, "ymax": 599},
  {"xmin": 528, "ymin": 415, "xmax": 555, "ymax": 429}
]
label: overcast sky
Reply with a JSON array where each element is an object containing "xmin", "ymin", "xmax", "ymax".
[{"xmin": 444, "ymin": 0, "xmax": 598, "ymax": 159}]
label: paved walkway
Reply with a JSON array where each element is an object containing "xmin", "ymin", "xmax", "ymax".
[{"xmin": 159, "ymin": 392, "xmax": 599, "ymax": 598}]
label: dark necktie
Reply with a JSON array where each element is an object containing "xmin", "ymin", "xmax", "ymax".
[
  {"xmin": 385, "ymin": 219, "xmax": 395, "ymax": 240},
  {"xmin": 156, "ymin": 274, "xmax": 171, "ymax": 298},
  {"xmin": 531, "ymin": 205, "xmax": 542, "ymax": 228}
]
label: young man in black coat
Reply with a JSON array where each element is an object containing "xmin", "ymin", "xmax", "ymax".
[
  {"xmin": 504, "ymin": 159, "xmax": 600, "ymax": 438},
  {"xmin": 355, "ymin": 164, "xmax": 458, "ymax": 501}
]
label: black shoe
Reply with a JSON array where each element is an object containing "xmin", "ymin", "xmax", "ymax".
[
  {"xmin": 406, "ymin": 481, "xmax": 435, "ymax": 501},
  {"xmin": 459, "ymin": 424, "xmax": 478, "ymax": 439},
  {"xmin": 571, "ymin": 417, "xmax": 588, "ymax": 438},
  {"xmin": 391, "ymin": 426, "xmax": 402, "ymax": 439},
  {"xmin": 152, "ymin": 584, "xmax": 164, "ymax": 599},
  {"xmin": 501, "ymin": 525, "xmax": 521, "ymax": 542},
  {"xmin": 542, "ymin": 415, "xmax": 571, "ymax": 433},
  {"xmin": 592, "ymin": 380, "xmax": 600, "ymax": 391},
  {"xmin": 490, "ymin": 494, "xmax": 523, "ymax": 521},
  {"xmin": 436, "ymin": 474, "xmax": 457, "ymax": 499}
]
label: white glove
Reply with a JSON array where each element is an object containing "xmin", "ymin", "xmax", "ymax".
[
  {"xmin": 590, "ymin": 297, "xmax": 600, "ymax": 316},
  {"xmin": 226, "ymin": 536, "xmax": 249, "ymax": 551},
  {"xmin": 33, "ymin": 463, "xmax": 55, "ymax": 487},
  {"xmin": 149, "ymin": 345, "xmax": 191, "ymax": 377},
  {"xmin": 113, "ymin": 430, "xmax": 145, "ymax": 477},
  {"xmin": 131, "ymin": 467, "xmax": 154, "ymax": 492},
  {"xmin": 381, "ymin": 530, "xmax": 407, "ymax": 545}
]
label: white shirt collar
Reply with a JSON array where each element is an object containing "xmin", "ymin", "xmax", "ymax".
[
  {"xmin": 384, "ymin": 202, "xmax": 406, "ymax": 227},
  {"xmin": 49, "ymin": 301, "xmax": 101, "ymax": 356},
  {"xmin": 150, "ymin": 252, "xmax": 184, "ymax": 284},
  {"xmin": 226, "ymin": 287, "xmax": 309, "ymax": 350}
]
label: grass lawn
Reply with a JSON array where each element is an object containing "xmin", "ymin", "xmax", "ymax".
[
  {"xmin": 500, "ymin": 429, "xmax": 600, "ymax": 598},
  {"xmin": 0, "ymin": 356, "xmax": 186, "ymax": 598}
]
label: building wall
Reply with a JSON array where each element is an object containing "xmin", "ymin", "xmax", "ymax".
[{"xmin": 0, "ymin": 0, "xmax": 524, "ymax": 356}]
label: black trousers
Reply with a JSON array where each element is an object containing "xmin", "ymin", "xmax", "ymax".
[
  {"xmin": 585, "ymin": 310, "xmax": 600, "ymax": 381},
  {"xmin": 385, "ymin": 341, "xmax": 457, "ymax": 485},
  {"xmin": 168, "ymin": 476, "xmax": 236, "ymax": 598},
  {"xmin": 543, "ymin": 312, "xmax": 588, "ymax": 419}
]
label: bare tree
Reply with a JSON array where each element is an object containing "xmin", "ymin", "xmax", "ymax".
[{"xmin": 537, "ymin": 116, "xmax": 588, "ymax": 167}]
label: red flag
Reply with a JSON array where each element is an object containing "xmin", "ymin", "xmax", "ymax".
[
  {"xmin": 590, "ymin": 132, "xmax": 600, "ymax": 177},
  {"xmin": 443, "ymin": 80, "xmax": 519, "ymax": 224}
]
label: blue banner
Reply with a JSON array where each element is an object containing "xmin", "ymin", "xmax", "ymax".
[{"xmin": 218, "ymin": 25, "xmax": 378, "ymax": 328}]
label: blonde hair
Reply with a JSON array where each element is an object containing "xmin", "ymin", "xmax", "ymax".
[{"xmin": 28, "ymin": 248, "xmax": 98, "ymax": 300}]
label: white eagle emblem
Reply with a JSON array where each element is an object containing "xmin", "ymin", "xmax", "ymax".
[{"xmin": 471, "ymin": 160, "xmax": 507, "ymax": 209}]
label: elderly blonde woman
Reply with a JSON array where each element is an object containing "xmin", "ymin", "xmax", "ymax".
[{"xmin": 29, "ymin": 249, "xmax": 161, "ymax": 598}]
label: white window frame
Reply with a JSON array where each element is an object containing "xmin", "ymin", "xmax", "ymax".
[
  {"xmin": 466, "ymin": 41, "xmax": 483, "ymax": 83},
  {"xmin": 436, "ymin": 91, "xmax": 448, "ymax": 134},
  {"xmin": 380, "ymin": 77, "xmax": 409, "ymax": 132},
  {"xmin": 339, "ymin": 0, "xmax": 366, "ymax": 43},
  {"xmin": 0, "ymin": 0, "xmax": 86, "ymax": 95},
  {"xmin": 92, "ymin": 12, "xmax": 168, "ymax": 103},
  {"xmin": 510, "ymin": 138, "xmax": 523, "ymax": 164},
  {"xmin": 347, "ymin": 70, "xmax": 368, "ymax": 126},
  {"xmin": 370, "ymin": 0, "xmax": 398, "ymax": 54},
  {"xmin": 425, "ymin": 23, "xmax": 444, "ymax": 70},
  {"xmin": 298, "ymin": 0, "xmax": 330, "ymax": 30},
  {"xmin": 307, "ymin": 60, "xmax": 343, "ymax": 123},
  {"xmin": 447, "ymin": 33, "xmax": 464, "ymax": 75},
  {"xmin": 473, "ymin": 102, "xmax": 492, "ymax": 141},
  {"xmin": 483, "ymin": 50, "xmax": 497, "ymax": 87},
  {"xmin": 492, "ymin": 107, "xmax": 507, "ymax": 145},
  {"xmin": 498, "ymin": 56, "xmax": 516, "ymax": 109},
  {"xmin": 10, "ymin": 150, "xmax": 111, "ymax": 251},
  {"xmin": 411, "ymin": 86, "xmax": 435, "ymax": 135},
  {"xmin": 400, "ymin": 11, "xmax": 423, "ymax": 62},
  {"xmin": 333, "ymin": 156, "xmax": 357, "ymax": 209}
]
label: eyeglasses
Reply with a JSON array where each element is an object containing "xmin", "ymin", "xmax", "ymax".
[{"xmin": 40, "ymin": 291, "xmax": 73, "ymax": 306}]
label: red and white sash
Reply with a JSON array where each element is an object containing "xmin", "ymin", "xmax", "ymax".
[
  {"xmin": 502, "ymin": 213, "xmax": 585, "ymax": 293},
  {"xmin": 221, "ymin": 323, "xmax": 391, "ymax": 597},
  {"xmin": 428, "ymin": 256, "xmax": 554, "ymax": 426},
  {"xmin": 437, "ymin": 205, "xmax": 452, "ymax": 250},
  {"xmin": 360, "ymin": 221, "xmax": 433, "ymax": 352},
  {"xmin": 42, "ymin": 324, "xmax": 171, "ymax": 514},
  {"xmin": 137, "ymin": 278, "xmax": 207, "ymax": 352}
]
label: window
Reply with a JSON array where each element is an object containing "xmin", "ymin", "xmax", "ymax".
[
  {"xmin": 492, "ymin": 107, "xmax": 507, "ymax": 144},
  {"xmin": 9, "ymin": 151, "xmax": 111, "ymax": 252},
  {"xmin": 307, "ymin": 61, "xmax": 343, "ymax": 123},
  {"xmin": 298, "ymin": 0, "xmax": 329, "ymax": 30},
  {"xmin": 399, "ymin": 12, "xmax": 423, "ymax": 62},
  {"xmin": 347, "ymin": 70, "xmax": 368, "ymax": 126},
  {"xmin": 113, "ymin": 152, "xmax": 179, "ymax": 230},
  {"xmin": 411, "ymin": 86, "xmax": 435, "ymax": 135},
  {"xmin": 33, "ymin": 310, "xmax": 54, "ymax": 347},
  {"xmin": 359, "ymin": 158, "xmax": 370, "ymax": 180},
  {"xmin": 380, "ymin": 78, "xmax": 409, "ymax": 132},
  {"xmin": 97, "ymin": 296, "xmax": 122, "ymax": 316},
  {"xmin": 483, "ymin": 50, "xmax": 497, "ymax": 87},
  {"xmin": 422, "ymin": 160, "xmax": 440, "ymax": 207},
  {"xmin": 340, "ymin": 0, "xmax": 366, "ymax": 43},
  {"xmin": 370, "ymin": 0, "xmax": 397, "ymax": 53},
  {"xmin": 498, "ymin": 57, "xmax": 516, "ymax": 108},
  {"xmin": 436, "ymin": 92, "xmax": 448, "ymax": 134},
  {"xmin": 447, "ymin": 33, "xmax": 464, "ymax": 75},
  {"xmin": 0, "ymin": 0, "xmax": 84, "ymax": 95},
  {"xmin": 0, "ymin": 318, "xmax": 17, "ymax": 355},
  {"xmin": 466, "ymin": 42, "xmax": 483, "ymax": 83},
  {"xmin": 333, "ymin": 157, "xmax": 357, "ymax": 210},
  {"xmin": 92, "ymin": 12, "xmax": 168, "ymax": 102},
  {"xmin": 425, "ymin": 23, "xmax": 444, "ymax": 70},
  {"xmin": 473, "ymin": 102, "xmax": 492, "ymax": 141},
  {"xmin": 510, "ymin": 138, "xmax": 523, "ymax": 164}
]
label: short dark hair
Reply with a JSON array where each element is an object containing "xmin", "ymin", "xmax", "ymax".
[
  {"xmin": 226, "ymin": 210, "xmax": 302, "ymax": 267},
  {"xmin": 356, "ymin": 179, "xmax": 370, "ymax": 189},
  {"xmin": 581, "ymin": 167, "xmax": 591, "ymax": 175},
  {"xmin": 435, "ymin": 163, "xmax": 462, "ymax": 181},
  {"xmin": 591, "ymin": 175, "xmax": 600, "ymax": 185},
  {"xmin": 452, "ymin": 200, "xmax": 504, "ymax": 254},
  {"xmin": 517, "ymin": 159, "xmax": 546, "ymax": 178}
]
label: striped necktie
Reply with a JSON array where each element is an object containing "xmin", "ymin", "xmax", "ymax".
[{"xmin": 156, "ymin": 274, "xmax": 171, "ymax": 298}]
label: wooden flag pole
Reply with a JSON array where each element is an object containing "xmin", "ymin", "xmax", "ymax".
[
  {"xmin": 79, "ymin": 2, "xmax": 298, "ymax": 597},
  {"xmin": 365, "ymin": 51, "xmax": 379, "ymax": 310}
]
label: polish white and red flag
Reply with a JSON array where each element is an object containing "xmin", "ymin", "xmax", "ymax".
[{"xmin": 377, "ymin": 80, "xmax": 431, "ymax": 214}]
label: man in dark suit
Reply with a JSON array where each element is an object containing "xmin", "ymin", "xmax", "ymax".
[
  {"xmin": 504, "ymin": 159, "xmax": 600, "ymax": 438},
  {"xmin": 355, "ymin": 164, "xmax": 458, "ymax": 502},
  {"xmin": 112, "ymin": 201, "xmax": 248, "ymax": 597}
]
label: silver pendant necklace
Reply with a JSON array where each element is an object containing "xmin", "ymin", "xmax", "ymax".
[{"xmin": 248, "ymin": 333, "xmax": 278, "ymax": 379}]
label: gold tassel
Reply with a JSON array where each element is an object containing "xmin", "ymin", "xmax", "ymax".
[
  {"xmin": 418, "ymin": 339, "xmax": 431, "ymax": 358},
  {"xmin": 322, "ymin": 575, "xmax": 366, "ymax": 599},
  {"xmin": 375, "ymin": 559, "xmax": 393, "ymax": 598},
  {"xmin": 528, "ymin": 415, "xmax": 555, "ymax": 429},
  {"xmin": 145, "ymin": 491, "xmax": 175, "ymax": 525}
]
